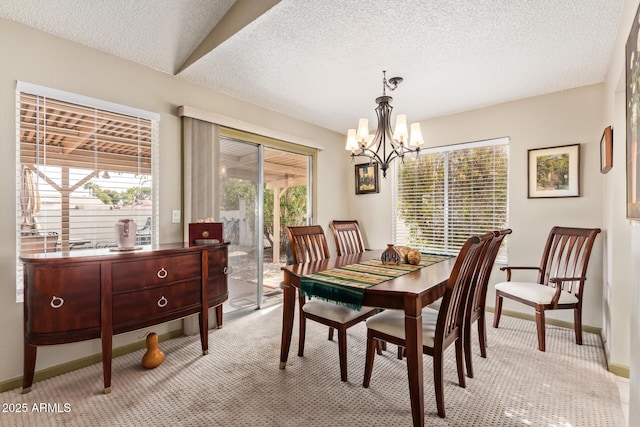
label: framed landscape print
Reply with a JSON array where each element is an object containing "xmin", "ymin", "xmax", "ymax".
[
  {"xmin": 626, "ymin": 3, "xmax": 640, "ymax": 219},
  {"xmin": 355, "ymin": 163, "xmax": 379, "ymax": 194},
  {"xmin": 528, "ymin": 144, "xmax": 580, "ymax": 198}
]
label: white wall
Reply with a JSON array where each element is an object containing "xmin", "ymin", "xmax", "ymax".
[
  {"xmin": 351, "ymin": 84, "xmax": 606, "ymax": 328},
  {"xmin": 606, "ymin": 1, "xmax": 640, "ymax": 424},
  {"xmin": 0, "ymin": 18, "xmax": 348, "ymax": 385}
]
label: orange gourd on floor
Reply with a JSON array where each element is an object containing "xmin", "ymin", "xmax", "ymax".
[{"xmin": 142, "ymin": 332, "xmax": 165, "ymax": 369}]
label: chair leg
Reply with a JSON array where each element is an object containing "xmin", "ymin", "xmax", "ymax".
[
  {"xmin": 535, "ymin": 306, "xmax": 546, "ymax": 352},
  {"xmin": 363, "ymin": 332, "xmax": 377, "ymax": 388},
  {"xmin": 478, "ymin": 315, "xmax": 487, "ymax": 358},
  {"xmin": 297, "ymin": 314, "xmax": 306, "ymax": 357},
  {"xmin": 433, "ymin": 352, "xmax": 446, "ymax": 418},
  {"xmin": 338, "ymin": 329, "xmax": 348, "ymax": 382},
  {"xmin": 298, "ymin": 295, "xmax": 306, "ymax": 357},
  {"xmin": 493, "ymin": 295, "xmax": 503, "ymax": 328},
  {"xmin": 397, "ymin": 345, "xmax": 405, "ymax": 359},
  {"xmin": 375, "ymin": 339, "xmax": 383, "ymax": 355},
  {"xmin": 455, "ymin": 338, "xmax": 466, "ymax": 388},
  {"xmin": 574, "ymin": 307, "xmax": 583, "ymax": 345},
  {"xmin": 464, "ymin": 318, "xmax": 474, "ymax": 379},
  {"xmin": 328, "ymin": 327, "xmax": 334, "ymax": 341}
]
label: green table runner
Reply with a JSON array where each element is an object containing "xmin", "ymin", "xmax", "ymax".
[{"xmin": 300, "ymin": 254, "xmax": 451, "ymax": 310}]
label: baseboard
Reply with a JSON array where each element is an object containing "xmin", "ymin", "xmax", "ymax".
[
  {"xmin": 485, "ymin": 306, "xmax": 601, "ymax": 335},
  {"xmin": 608, "ymin": 363, "xmax": 630, "ymax": 379},
  {"xmin": 485, "ymin": 307, "xmax": 633, "ymax": 377},
  {"xmin": 0, "ymin": 330, "xmax": 183, "ymax": 394}
]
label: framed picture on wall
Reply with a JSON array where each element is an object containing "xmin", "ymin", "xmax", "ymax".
[
  {"xmin": 626, "ymin": 3, "xmax": 640, "ymax": 219},
  {"xmin": 600, "ymin": 126, "xmax": 613, "ymax": 174},
  {"xmin": 355, "ymin": 163, "xmax": 379, "ymax": 194},
  {"xmin": 527, "ymin": 144, "xmax": 580, "ymax": 198}
]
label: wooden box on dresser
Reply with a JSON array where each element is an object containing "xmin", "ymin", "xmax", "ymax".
[{"xmin": 20, "ymin": 242, "xmax": 229, "ymax": 394}]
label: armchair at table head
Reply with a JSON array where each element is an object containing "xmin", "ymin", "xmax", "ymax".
[
  {"xmin": 493, "ymin": 226, "xmax": 601, "ymax": 352},
  {"xmin": 285, "ymin": 225, "xmax": 379, "ymax": 382}
]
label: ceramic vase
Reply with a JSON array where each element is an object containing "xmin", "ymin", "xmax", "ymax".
[{"xmin": 381, "ymin": 243, "xmax": 401, "ymax": 265}]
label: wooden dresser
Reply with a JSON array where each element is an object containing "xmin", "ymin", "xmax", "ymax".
[{"xmin": 20, "ymin": 242, "xmax": 229, "ymax": 393}]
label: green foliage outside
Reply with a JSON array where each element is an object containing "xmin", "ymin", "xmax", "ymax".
[
  {"xmin": 535, "ymin": 154, "xmax": 569, "ymax": 190},
  {"xmin": 83, "ymin": 182, "xmax": 152, "ymax": 206},
  {"xmin": 220, "ymin": 178, "xmax": 307, "ymax": 257},
  {"xmin": 396, "ymin": 146, "xmax": 508, "ymax": 254}
]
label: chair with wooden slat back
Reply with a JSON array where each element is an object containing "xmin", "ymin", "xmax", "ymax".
[
  {"xmin": 463, "ymin": 228, "xmax": 511, "ymax": 378},
  {"xmin": 493, "ymin": 226, "xmax": 601, "ymax": 351},
  {"xmin": 285, "ymin": 225, "xmax": 379, "ymax": 382},
  {"xmin": 329, "ymin": 220, "xmax": 365, "ymax": 256},
  {"xmin": 362, "ymin": 232, "xmax": 492, "ymax": 418}
]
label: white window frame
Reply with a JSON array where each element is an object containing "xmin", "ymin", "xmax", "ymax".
[
  {"xmin": 15, "ymin": 82, "xmax": 160, "ymax": 302},
  {"xmin": 392, "ymin": 137, "xmax": 510, "ymax": 262}
]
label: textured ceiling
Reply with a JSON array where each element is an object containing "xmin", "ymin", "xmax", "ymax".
[{"xmin": 0, "ymin": 0, "xmax": 625, "ymax": 135}]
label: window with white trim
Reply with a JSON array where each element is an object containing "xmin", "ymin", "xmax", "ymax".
[
  {"xmin": 393, "ymin": 137, "xmax": 509, "ymax": 262},
  {"xmin": 16, "ymin": 83, "xmax": 159, "ymax": 301}
]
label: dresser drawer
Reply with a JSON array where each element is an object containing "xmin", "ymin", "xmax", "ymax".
[
  {"xmin": 25, "ymin": 264, "xmax": 101, "ymax": 334},
  {"xmin": 112, "ymin": 253, "xmax": 201, "ymax": 292},
  {"xmin": 112, "ymin": 279, "xmax": 201, "ymax": 327}
]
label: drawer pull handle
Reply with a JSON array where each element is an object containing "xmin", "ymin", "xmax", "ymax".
[
  {"xmin": 50, "ymin": 296, "xmax": 64, "ymax": 309},
  {"xmin": 157, "ymin": 296, "xmax": 168, "ymax": 308},
  {"xmin": 223, "ymin": 266, "xmax": 228, "ymax": 275},
  {"xmin": 157, "ymin": 268, "xmax": 168, "ymax": 279}
]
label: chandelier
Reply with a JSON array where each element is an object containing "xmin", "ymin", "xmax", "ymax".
[{"xmin": 345, "ymin": 71, "xmax": 424, "ymax": 178}]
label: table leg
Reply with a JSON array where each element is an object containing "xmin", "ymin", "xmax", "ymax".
[
  {"xmin": 404, "ymin": 298, "xmax": 424, "ymax": 427},
  {"xmin": 279, "ymin": 271, "xmax": 296, "ymax": 369}
]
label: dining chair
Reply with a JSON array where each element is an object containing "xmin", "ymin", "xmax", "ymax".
[
  {"xmin": 363, "ymin": 232, "xmax": 492, "ymax": 418},
  {"xmin": 463, "ymin": 228, "xmax": 511, "ymax": 378},
  {"xmin": 329, "ymin": 220, "xmax": 365, "ymax": 256},
  {"xmin": 493, "ymin": 226, "xmax": 601, "ymax": 351},
  {"xmin": 285, "ymin": 225, "xmax": 379, "ymax": 382}
]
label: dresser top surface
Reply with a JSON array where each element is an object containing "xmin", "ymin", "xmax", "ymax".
[{"xmin": 20, "ymin": 241, "xmax": 228, "ymax": 264}]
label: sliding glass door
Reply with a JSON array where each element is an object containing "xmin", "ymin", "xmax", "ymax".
[{"xmin": 219, "ymin": 138, "xmax": 311, "ymax": 312}]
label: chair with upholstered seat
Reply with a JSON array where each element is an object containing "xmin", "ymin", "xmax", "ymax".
[
  {"xmin": 286, "ymin": 225, "xmax": 379, "ymax": 382},
  {"xmin": 329, "ymin": 220, "xmax": 365, "ymax": 256},
  {"xmin": 363, "ymin": 232, "xmax": 492, "ymax": 418},
  {"xmin": 463, "ymin": 228, "xmax": 511, "ymax": 378},
  {"xmin": 493, "ymin": 226, "xmax": 601, "ymax": 352}
]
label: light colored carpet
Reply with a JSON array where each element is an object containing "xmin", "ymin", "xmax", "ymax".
[{"xmin": 0, "ymin": 305, "xmax": 625, "ymax": 426}]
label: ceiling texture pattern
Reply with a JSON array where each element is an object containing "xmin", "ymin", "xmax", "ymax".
[{"xmin": 0, "ymin": 0, "xmax": 625, "ymax": 135}]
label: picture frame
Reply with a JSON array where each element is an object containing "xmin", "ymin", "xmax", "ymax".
[
  {"xmin": 626, "ymin": 3, "xmax": 640, "ymax": 219},
  {"xmin": 600, "ymin": 126, "xmax": 613, "ymax": 174},
  {"xmin": 355, "ymin": 163, "xmax": 379, "ymax": 194},
  {"xmin": 527, "ymin": 144, "xmax": 580, "ymax": 199}
]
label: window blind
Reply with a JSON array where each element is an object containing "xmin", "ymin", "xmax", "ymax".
[
  {"xmin": 393, "ymin": 138, "xmax": 509, "ymax": 263},
  {"xmin": 16, "ymin": 85, "xmax": 159, "ymax": 300}
]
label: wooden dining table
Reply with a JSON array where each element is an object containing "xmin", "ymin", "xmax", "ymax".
[{"xmin": 279, "ymin": 249, "xmax": 456, "ymax": 427}]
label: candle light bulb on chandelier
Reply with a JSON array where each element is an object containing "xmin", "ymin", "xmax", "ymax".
[{"xmin": 345, "ymin": 129, "xmax": 358, "ymax": 151}]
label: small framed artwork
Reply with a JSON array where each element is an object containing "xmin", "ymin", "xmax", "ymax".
[
  {"xmin": 600, "ymin": 126, "xmax": 613, "ymax": 174},
  {"xmin": 355, "ymin": 163, "xmax": 379, "ymax": 194},
  {"xmin": 528, "ymin": 144, "xmax": 580, "ymax": 198}
]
